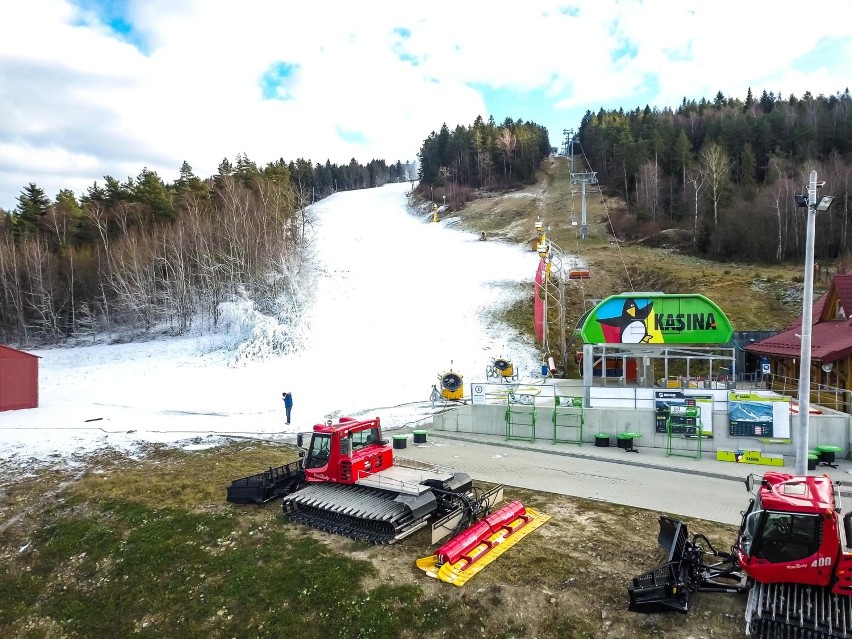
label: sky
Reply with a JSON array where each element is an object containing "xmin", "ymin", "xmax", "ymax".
[
  {"xmin": 0, "ymin": 182, "xmax": 543, "ymax": 469},
  {"xmin": 2, "ymin": 0, "xmax": 851, "ymax": 210}
]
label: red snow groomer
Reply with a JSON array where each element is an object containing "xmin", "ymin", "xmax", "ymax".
[
  {"xmin": 629, "ymin": 471, "xmax": 852, "ymax": 638},
  {"xmin": 229, "ymin": 416, "xmax": 505, "ymax": 545}
]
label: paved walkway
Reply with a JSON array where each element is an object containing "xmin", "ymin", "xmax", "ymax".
[{"xmin": 394, "ymin": 431, "xmax": 852, "ymax": 526}]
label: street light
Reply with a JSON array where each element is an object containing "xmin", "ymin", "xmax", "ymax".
[{"xmin": 794, "ymin": 170, "xmax": 835, "ymax": 475}]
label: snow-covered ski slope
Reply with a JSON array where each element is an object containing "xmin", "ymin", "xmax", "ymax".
[{"xmin": 0, "ymin": 182, "xmax": 541, "ymax": 467}]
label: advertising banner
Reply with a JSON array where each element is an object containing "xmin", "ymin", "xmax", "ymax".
[
  {"xmin": 579, "ymin": 294, "xmax": 733, "ymax": 345},
  {"xmin": 728, "ymin": 392, "xmax": 791, "ymax": 438}
]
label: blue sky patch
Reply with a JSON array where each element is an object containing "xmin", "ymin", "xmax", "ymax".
[
  {"xmin": 336, "ymin": 127, "xmax": 368, "ymax": 144},
  {"xmin": 260, "ymin": 61, "xmax": 298, "ymax": 101},
  {"xmin": 392, "ymin": 30, "xmax": 419, "ymax": 66},
  {"xmin": 474, "ymin": 84, "xmax": 566, "ymax": 135},
  {"xmin": 612, "ymin": 38, "xmax": 638, "ymax": 62},
  {"xmin": 396, "ymin": 51, "xmax": 420, "ymax": 66},
  {"xmin": 70, "ymin": 0, "xmax": 150, "ymax": 54},
  {"xmin": 790, "ymin": 38, "xmax": 846, "ymax": 94}
]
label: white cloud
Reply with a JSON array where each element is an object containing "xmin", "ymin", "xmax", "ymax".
[{"xmin": 0, "ymin": 0, "xmax": 850, "ymax": 208}]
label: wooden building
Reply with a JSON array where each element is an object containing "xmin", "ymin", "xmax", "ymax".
[
  {"xmin": 745, "ymin": 272, "xmax": 852, "ymax": 411},
  {"xmin": 0, "ymin": 345, "xmax": 40, "ymax": 411}
]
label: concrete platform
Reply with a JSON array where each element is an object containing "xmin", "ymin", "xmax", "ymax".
[{"xmin": 393, "ymin": 430, "xmax": 852, "ymax": 526}]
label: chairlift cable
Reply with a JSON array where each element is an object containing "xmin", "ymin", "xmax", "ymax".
[{"xmin": 575, "ymin": 139, "xmax": 635, "ymax": 293}]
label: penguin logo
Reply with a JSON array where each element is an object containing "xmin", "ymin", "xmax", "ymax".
[{"xmin": 596, "ymin": 298, "xmax": 656, "ymax": 343}]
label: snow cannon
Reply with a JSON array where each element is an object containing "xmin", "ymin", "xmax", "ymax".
[
  {"xmin": 486, "ymin": 357, "xmax": 518, "ymax": 382},
  {"xmin": 416, "ymin": 500, "xmax": 550, "ymax": 586},
  {"xmin": 494, "ymin": 358, "xmax": 514, "ymax": 378},
  {"xmin": 440, "ymin": 370, "xmax": 464, "ymax": 401}
]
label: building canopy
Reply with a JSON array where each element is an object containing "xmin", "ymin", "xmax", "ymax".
[{"xmin": 579, "ymin": 294, "xmax": 734, "ymax": 345}]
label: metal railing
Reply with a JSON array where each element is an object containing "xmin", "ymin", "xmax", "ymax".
[{"xmin": 766, "ymin": 374, "xmax": 851, "ymax": 414}]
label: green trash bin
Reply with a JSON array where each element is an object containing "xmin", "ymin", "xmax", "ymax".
[
  {"xmin": 594, "ymin": 433, "xmax": 610, "ymax": 448},
  {"xmin": 807, "ymin": 454, "xmax": 819, "ymax": 471},
  {"xmin": 617, "ymin": 432, "xmax": 640, "ymax": 452},
  {"xmin": 392, "ymin": 435, "xmax": 408, "ymax": 450}
]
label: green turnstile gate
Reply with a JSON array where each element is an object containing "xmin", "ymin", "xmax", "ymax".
[
  {"xmin": 665, "ymin": 405, "xmax": 702, "ymax": 460},
  {"xmin": 553, "ymin": 395, "xmax": 584, "ymax": 445},
  {"xmin": 505, "ymin": 392, "xmax": 536, "ymax": 442}
]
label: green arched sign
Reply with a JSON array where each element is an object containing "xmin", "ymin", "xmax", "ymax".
[{"xmin": 579, "ymin": 294, "xmax": 733, "ymax": 345}]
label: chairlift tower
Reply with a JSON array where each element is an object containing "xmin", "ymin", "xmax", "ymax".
[
  {"xmin": 562, "ymin": 129, "xmax": 575, "ymax": 173},
  {"xmin": 570, "ymin": 171, "xmax": 597, "ymax": 239}
]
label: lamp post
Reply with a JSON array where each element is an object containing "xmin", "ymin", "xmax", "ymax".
[{"xmin": 794, "ymin": 170, "xmax": 834, "ymax": 475}]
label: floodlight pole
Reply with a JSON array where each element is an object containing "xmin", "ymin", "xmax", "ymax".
[{"xmin": 795, "ymin": 169, "xmax": 818, "ymax": 476}]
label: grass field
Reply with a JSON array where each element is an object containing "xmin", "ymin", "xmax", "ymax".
[{"xmin": 0, "ymin": 442, "xmax": 747, "ymax": 639}]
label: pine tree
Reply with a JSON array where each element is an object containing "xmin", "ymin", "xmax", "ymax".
[
  {"xmin": 217, "ymin": 157, "xmax": 234, "ymax": 176},
  {"xmin": 133, "ymin": 167, "xmax": 174, "ymax": 221},
  {"xmin": 744, "ymin": 87, "xmax": 754, "ymax": 112},
  {"xmin": 14, "ymin": 182, "xmax": 50, "ymax": 236}
]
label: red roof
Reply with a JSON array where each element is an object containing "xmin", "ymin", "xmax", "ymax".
[
  {"xmin": 0, "ymin": 344, "xmax": 40, "ymax": 360},
  {"xmin": 837, "ymin": 273, "xmax": 852, "ymax": 312},
  {"xmin": 745, "ymin": 273, "xmax": 852, "ymax": 362}
]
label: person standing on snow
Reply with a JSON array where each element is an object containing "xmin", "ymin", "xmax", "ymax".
[{"xmin": 282, "ymin": 392, "xmax": 293, "ymax": 425}]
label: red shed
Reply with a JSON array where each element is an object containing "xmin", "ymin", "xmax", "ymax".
[{"xmin": 0, "ymin": 345, "xmax": 39, "ymax": 411}]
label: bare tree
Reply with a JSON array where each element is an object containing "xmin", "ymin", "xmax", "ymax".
[
  {"xmin": 20, "ymin": 239, "xmax": 62, "ymax": 341},
  {"xmin": 0, "ymin": 236, "xmax": 28, "ymax": 343},
  {"xmin": 496, "ymin": 128, "xmax": 516, "ymax": 181},
  {"xmin": 635, "ymin": 159, "xmax": 663, "ymax": 221},
  {"xmin": 699, "ymin": 142, "xmax": 730, "ymax": 227},
  {"xmin": 686, "ymin": 171, "xmax": 704, "ymax": 247},
  {"xmin": 108, "ymin": 232, "xmax": 161, "ymax": 330},
  {"xmin": 83, "ymin": 199, "xmax": 114, "ymax": 335}
]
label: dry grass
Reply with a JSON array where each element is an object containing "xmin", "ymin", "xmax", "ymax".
[
  {"xmin": 452, "ymin": 156, "xmax": 807, "ymax": 343},
  {"xmin": 1, "ymin": 443, "xmax": 750, "ymax": 639}
]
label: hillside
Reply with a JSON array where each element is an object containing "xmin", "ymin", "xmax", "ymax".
[
  {"xmin": 0, "ymin": 175, "xmax": 790, "ymax": 639},
  {"xmin": 445, "ymin": 155, "xmax": 816, "ymax": 354}
]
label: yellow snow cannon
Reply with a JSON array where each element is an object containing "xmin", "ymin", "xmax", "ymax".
[
  {"xmin": 440, "ymin": 370, "xmax": 464, "ymax": 401},
  {"xmin": 493, "ymin": 358, "xmax": 514, "ymax": 379}
]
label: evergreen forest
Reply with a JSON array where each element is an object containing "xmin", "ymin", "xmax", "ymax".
[
  {"xmin": 3, "ymin": 87, "xmax": 852, "ymax": 347},
  {"xmin": 0, "ymin": 155, "xmax": 410, "ymax": 345},
  {"xmin": 577, "ymin": 88, "xmax": 852, "ymax": 263},
  {"xmin": 416, "ymin": 116, "xmax": 552, "ymax": 205}
]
